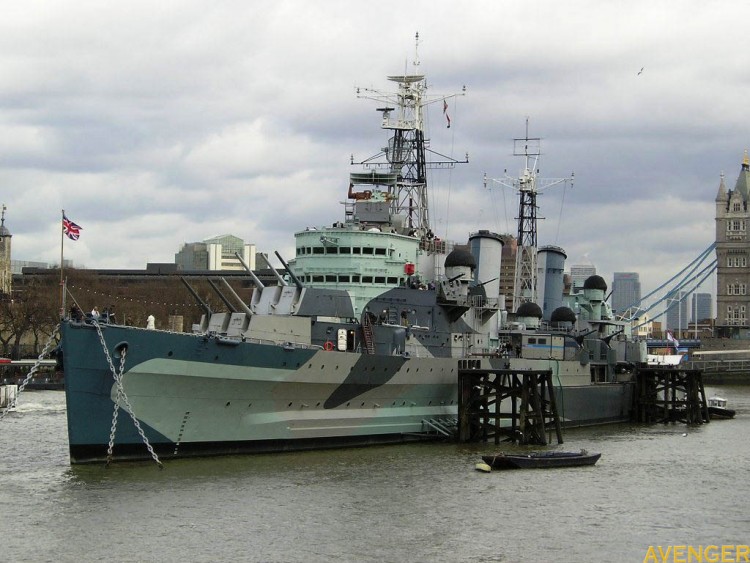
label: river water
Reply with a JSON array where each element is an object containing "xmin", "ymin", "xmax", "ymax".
[{"xmin": 1, "ymin": 387, "xmax": 748, "ymax": 562}]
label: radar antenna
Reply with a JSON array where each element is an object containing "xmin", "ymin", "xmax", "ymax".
[
  {"xmin": 353, "ymin": 32, "xmax": 467, "ymax": 240},
  {"xmin": 485, "ymin": 119, "xmax": 574, "ymax": 312}
]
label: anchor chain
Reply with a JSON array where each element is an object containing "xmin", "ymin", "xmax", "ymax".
[
  {"xmin": 0, "ymin": 324, "xmax": 60, "ymax": 421},
  {"xmin": 92, "ymin": 321, "xmax": 163, "ymax": 468}
]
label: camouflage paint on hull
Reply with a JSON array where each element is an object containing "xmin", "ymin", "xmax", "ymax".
[{"xmin": 62, "ymin": 321, "xmax": 632, "ymax": 464}]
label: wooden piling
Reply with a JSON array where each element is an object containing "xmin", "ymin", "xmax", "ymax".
[
  {"xmin": 458, "ymin": 368, "xmax": 563, "ymax": 445},
  {"xmin": 633, "ymin": 366, "xmax": 709, "ymax": 424}
]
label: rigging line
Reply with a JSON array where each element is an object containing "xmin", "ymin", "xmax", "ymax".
[
  {"xmin": 442, "ymin": 96, "xmax": 457, "ymax": 240},
  {"xmin": 502, "ymin": 180, "xmax": 513, "ymax": 234},
  {"xmin": 554, "ymin": 181, "xmax": 567, "ymax": 245}
]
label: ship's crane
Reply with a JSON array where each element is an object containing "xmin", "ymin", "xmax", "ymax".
[{"xmin": 485, "ymin": 120, "xmax": 573, "ymax": 312}]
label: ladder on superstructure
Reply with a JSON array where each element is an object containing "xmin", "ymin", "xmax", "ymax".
[{"xmin": 362, "ymin": 314, "xmax": 376, "ymax": 354}]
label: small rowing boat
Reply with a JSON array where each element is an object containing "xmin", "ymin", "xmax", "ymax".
[{"xmin": 481, "ymin": 449, "xmax": 601, "ymax": 470}]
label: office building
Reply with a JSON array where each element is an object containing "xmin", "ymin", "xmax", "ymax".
[
  {"xmin": 611, "ymin": 272, "xmax": 641, "ymax": 315},
  {"xmin": 175, "ymin": 234, "xmax": 256, "ymax": 271},
  {"xmin": 691, "ymin": 292, "xmax": 712, "ymax": 323}
]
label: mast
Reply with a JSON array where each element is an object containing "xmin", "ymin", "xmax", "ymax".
[
  {"xmin": 353, "ymin": 32, "xmax": 467, "ymax": 240},
  {"xmin": 486, "ymin": 120, "xmax": 573, "ymax": 312}
]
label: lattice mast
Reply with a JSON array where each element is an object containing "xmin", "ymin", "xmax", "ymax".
[
  {"xmin": 485, "ymin": 120, "xmax": 573, "ymax": 312},
  {"xmin": 354, "ymin": 32, "xmax": 466, "ymax": 239}
]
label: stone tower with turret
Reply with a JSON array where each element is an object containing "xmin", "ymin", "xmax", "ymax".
[
  {"xmin": 715, "ymin": 152, "xmax": 750, "ymax": 338},
  {"xmin": 0, "ymin": 205, "xmax": 12, "ymax": 295}
]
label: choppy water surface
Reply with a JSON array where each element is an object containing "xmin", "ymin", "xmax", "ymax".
[{"xmin": 1, "ymin": 387, "xmax": 748, "ymax": 562}]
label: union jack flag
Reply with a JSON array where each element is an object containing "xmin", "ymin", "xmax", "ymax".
[{"xmin": 63, "ymin": 214, "xmax": 82, "ymax": 240}]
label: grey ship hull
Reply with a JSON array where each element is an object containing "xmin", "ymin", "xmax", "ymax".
[{"xmin": 62, "ymin": 321, "xmax": 632, "ymax": 464}]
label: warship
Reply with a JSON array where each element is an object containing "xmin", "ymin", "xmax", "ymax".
[{"xmin": 60, "ymin": 45, "xmax": 643, "ymax": 464}]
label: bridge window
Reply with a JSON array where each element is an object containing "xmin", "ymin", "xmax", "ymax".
[
  {"xmin": 326, "ymin": 275, "xmax": 337, "ymax": 282},
  {"xmin": 339, "ymin": 247, "xmax": 351, "ymax": 254},
  {"xmin": 734, "ymin": 202, "xmax": 742, "ymax": 212},
  {"xmin": 325, "ymin": 247, "xmax": 339, "ymax": 254},
  {"xmin": 727, "ymin": 283, "xmax": 747, "ymax": 295},
  {"xmin": 313, "ymin": 247, "xmax": 324, "ymax": 255},
  {"xmin": 363, "ymin": 247, "xmax": 374, "ymax": 255},
  {"xmin": 375, "ymin": 248, "xmax": 386, "ymax": 255}
]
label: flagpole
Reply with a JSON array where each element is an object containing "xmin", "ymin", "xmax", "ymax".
[{"xmin": 60, "ymin": 209, "xmax": 65, "ymax": 318}]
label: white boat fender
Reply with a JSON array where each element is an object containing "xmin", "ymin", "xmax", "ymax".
[{"xmin": 475, "ymin": 462, "xmax": 492, "ymax": 473}]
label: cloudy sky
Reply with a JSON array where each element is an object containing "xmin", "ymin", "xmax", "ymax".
[{"xmin": 2, "ymin": 0, "xmax": 746, "ymax": 305}]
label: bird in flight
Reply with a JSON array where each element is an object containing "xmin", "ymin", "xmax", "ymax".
[{"xmin": 637, "ymin": 67, "xmax": 644, "ymax": 75}]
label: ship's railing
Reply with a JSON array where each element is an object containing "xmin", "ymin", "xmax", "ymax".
[
  {"xmin": 683, "ymin": 358, "xmax": 750, "ymax": 375},
  {"xmin": 468, "ymin": 295, "xmax": 500, "ymax": 309}
]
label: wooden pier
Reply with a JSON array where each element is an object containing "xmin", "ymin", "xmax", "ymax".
[
  {"xmin": 457, "ymin": 368, "xmax": 563, "ymax": 445},
  {"xmin": 633, "ymin": 367, "xmax": 710, "ymax": 424}
]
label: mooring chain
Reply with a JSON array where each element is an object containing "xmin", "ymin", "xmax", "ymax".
[
  {"xmin": 105, "ymin": 351, "xmax": 126, "ymax": 466},
  {"xmin": 0, "ymin": 324, "xmax": 60, "ymax": 421},
  {"xmin": 92, "ymin": 321, "xmax": 163, "ymax": 469}
]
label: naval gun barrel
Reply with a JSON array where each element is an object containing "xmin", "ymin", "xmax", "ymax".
[
  {"xmin": 220, "ymin": 278, "xmax": 253, "ymax": 317},
  {"xmin": 274, "ymin": 251, "xmax": 304, "ymax": 291},
  {"xmin": 206, "ymin": 279, "xmax": 237, "ymax": 313},
  {"xmin": 572, "ymin": 328, "xmax": 598, "ymax": 346},
  {"xmin": 234, "ymin": 252, "xmax": 265, "ymax": 290},
  {"xmin": 602, "ymin": 328, "xmax": 625, "ymax": 347},
  {"xmin": 259, "ymin": 254, "xmax": 288, "ymax": 287},
  {"xmin": 476, "ymin": 277, "xmax": 499, "ymax": 287},
  {"xmin": 180, "ymin": 277, "xmax": 212, "ymax": 317}
]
